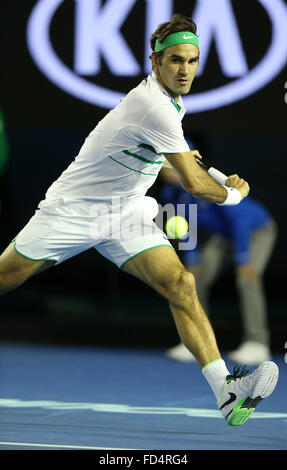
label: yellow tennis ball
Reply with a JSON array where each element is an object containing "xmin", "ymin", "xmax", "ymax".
[{"xmin": 165, "ymin": 216, "xmax": 189, "ymax": 239}]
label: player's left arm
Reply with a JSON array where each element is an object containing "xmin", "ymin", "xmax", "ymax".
[
  {"xmin": 164, "ymin": 150, "xmax": 229, "ymax": 203},
  {"xmin": 164, "ymin": 150, "xmax": 250, "ymax": 204}
]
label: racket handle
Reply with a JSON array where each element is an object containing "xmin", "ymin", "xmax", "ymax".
[{"xmin": 208, "ymin": 167, "xmax": 228, "ymax": 185}]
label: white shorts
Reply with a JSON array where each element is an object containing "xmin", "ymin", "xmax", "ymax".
[{"xmin": 13, "ymin": 197, "xmax": 173, "ymax": 269}]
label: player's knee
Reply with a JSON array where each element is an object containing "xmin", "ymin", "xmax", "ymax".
[{"xmin": 166, "ymin": 267, "xmax": 196, "ymax": 306}]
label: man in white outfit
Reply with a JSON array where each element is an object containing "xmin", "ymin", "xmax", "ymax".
[{"xmin": 0, "ymin": 14, "xmax": 278, "ymax": 426}]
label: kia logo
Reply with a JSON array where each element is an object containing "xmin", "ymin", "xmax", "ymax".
[{"xmin": 27, "ymin": 0, "xmax": 287, "ymax": 112}]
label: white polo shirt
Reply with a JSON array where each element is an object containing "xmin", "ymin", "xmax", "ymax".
[{"xmin": 44, "ymin": 71, "xmax": 190, "ymax": 210}]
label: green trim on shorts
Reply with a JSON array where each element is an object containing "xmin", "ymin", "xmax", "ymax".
[
  {"xmin": 120, "ymin": 244, "xmax": 175, "ymax": 270},
  {"xmin": 13, "ymin": 240, "xmax": 58, "ymax": 263}
]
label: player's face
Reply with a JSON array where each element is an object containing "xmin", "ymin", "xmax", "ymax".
[{"xmin": 153, "ymin": 44, "xmax": 199, "ymax": 103}]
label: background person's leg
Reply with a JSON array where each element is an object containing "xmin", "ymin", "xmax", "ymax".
[
  {"xmin": 239, "ymin": 220, "xmax": 277, "ymax": 345},
  {"xmin": 230, "ymin": 220, "xmax": 278, "ymax": 363}
]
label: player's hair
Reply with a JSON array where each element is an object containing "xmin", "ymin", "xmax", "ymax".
[{"xmin": 150, "ymin": 13, "xmax": 197, "ymax": 59}]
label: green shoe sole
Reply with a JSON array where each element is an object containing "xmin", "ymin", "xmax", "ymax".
[{"xmin": 227, "ymin": 396, "xmax": 262, "ymax": 426}]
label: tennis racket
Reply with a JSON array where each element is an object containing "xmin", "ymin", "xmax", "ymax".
[{"xmin": 196, "ymin": 159, "xmax": 228, "ymax": 185}]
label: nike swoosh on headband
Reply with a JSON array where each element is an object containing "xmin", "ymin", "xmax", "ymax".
[{"xmin": 154, "ymin": 31, "xmax": 199, "ymax": 53}]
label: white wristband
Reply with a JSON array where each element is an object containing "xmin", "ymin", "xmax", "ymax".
[{"xmin": 217, "ymin": 185, "xmax": 242, "ymax": 206}]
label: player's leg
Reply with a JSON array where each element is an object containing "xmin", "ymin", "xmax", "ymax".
[
  {"xmin": 0, "ymin": 242, "xmax": 55, "ymax": 296},
  {"xmin": 122, "ymin": 245, "xmax": 278, "ymax": 426},
  {"xmin": 167, "ymin": 235, "xmax": 231, "ymax": 362},
  {"xmin": 96, "ymin": 217, "xmax": 279, "ymax": 426},
  {"xmin": 167, "ymin": 236, "xmax": 230, "ymax": 362},
  {"xmin": 122, "ymin": 245, "xmax": 222, "ymax": 368}
]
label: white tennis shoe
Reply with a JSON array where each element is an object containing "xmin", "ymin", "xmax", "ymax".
[{"xmin": 217, "ymin": 361, "xmax": 279, "ymax": 426}]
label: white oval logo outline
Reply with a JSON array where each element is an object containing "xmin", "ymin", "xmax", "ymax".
[{"xmin": 26, "ymin": 0, "xmax": 287, "ymax": 113}]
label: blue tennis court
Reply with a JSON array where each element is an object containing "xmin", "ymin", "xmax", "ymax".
[{"xmin": 0, "ymin": 342, "xmax": 286, "ymax": 450}]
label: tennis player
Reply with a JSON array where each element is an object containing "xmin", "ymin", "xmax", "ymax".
[{"xmin": 0, "ymin": 14, "xmax": 278, "ymax": 426}]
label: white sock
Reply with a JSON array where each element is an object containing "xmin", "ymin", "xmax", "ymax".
[{"xmin": 202, "ymin": 359, "xmax": 230, "ymax": 401}]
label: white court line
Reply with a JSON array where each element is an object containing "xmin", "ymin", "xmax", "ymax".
[
  {"xmin": 1, "ymin": 398, "xmax": 286, "ymax": 419},
  {"xmin": 0, "ymin": 441, "xmax": 136, "ymax": 450}
]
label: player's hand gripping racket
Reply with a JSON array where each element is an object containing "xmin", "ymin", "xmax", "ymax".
[{"xmin": 196, "ymin": 158, "xmax": 228, "ymax": 185}]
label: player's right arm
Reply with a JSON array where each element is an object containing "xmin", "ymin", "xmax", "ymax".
[{"xmin": 163, "ymin": 150, "xmax": 250, "ymax": 204}]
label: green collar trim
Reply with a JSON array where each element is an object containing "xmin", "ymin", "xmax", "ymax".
[{"xmin": 171, "ymin": 100, "xmax": 181, "ymax": 113}]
